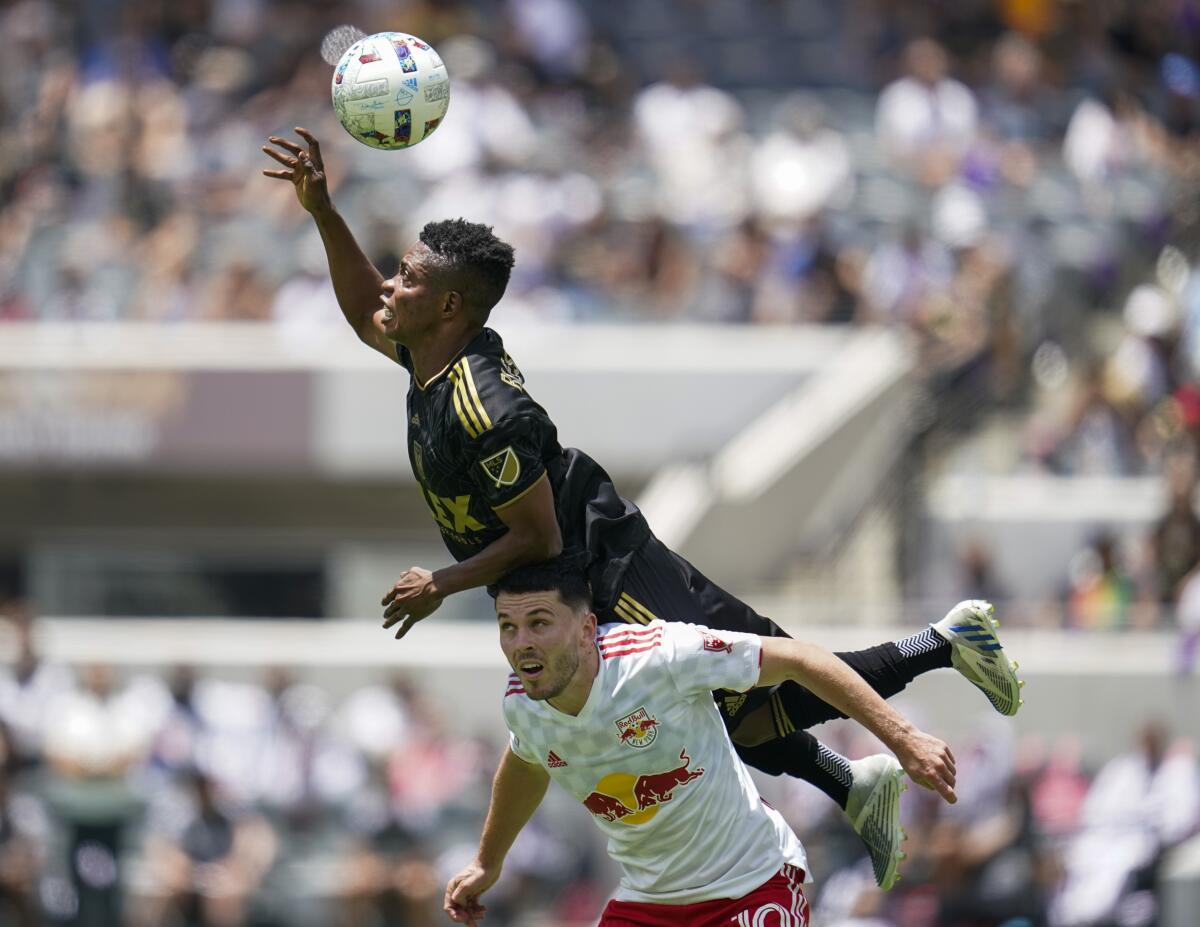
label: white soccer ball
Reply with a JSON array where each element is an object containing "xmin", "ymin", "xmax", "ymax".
[{"xmin": 331, "ymin": 32, "xmax": 449, "ymax": 150}]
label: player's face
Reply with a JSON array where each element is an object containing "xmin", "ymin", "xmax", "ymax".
[
  {"xmin": 377, "ymin": 243, "xmax": 445, "ymax": 342},
  {"xmin": 497, "ymin": 590, "xmax": 595, "ymax": 703}
]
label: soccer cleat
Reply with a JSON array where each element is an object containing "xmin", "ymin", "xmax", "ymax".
[
  {"xmin": 931, "ymin": 600, "xmax": 1024, "ymax": 716},
  {"xmin": 845, "ymin": 754, "xmax": 908, "ymax": 890}
]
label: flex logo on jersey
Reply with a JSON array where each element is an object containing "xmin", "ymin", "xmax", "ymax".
[
  {"xmin": 615, "ymin": 707, "xmax": 659, "ymax": 748},
  {"xmin": 581, "ymin": 750, "xmax": 705, "ymax": 825},
  {"xmin": 423, "ymin": 489, "xmax": 485, "ymax": 534},
  {"xmin": 480, "ymin": 447, "xmax": 520, "ymax": 488}
]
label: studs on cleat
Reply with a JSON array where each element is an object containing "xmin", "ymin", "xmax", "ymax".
[
  {"xmin": 898, "ymin": 852, "xmax": 907, "ymax": 861},
  {"xmin": 1018, "ymin": 698, "xmax": 1024, "ymax": 707},
  {"xmin": 1019, "ymin": 679, "xmax": 1026, "ymax": 689}
]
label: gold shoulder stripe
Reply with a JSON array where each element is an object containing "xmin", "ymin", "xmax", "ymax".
[
  {"xmin": 458, "ymin": 358, "xmax": 493, "ymax": 432},
  {"xmin": 448, "ymin": 369, "xmax": 482, "ymax": 438},
  {"xmin": 770, "ymin": 691, "xmax": 795, "ymax": 737},
  {"xmin": 613, "ymin": 601, "xmax": 649, "ymax": 625},
  {"xmin": 618, "ymin": 593, "xmax": 659, "ymax": 624}
]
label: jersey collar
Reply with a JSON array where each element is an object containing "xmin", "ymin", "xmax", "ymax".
[{"xmin": 412, "ymin": 328, "xmax": 494, "ymax": 391}]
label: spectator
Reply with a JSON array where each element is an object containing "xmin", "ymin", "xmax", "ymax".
[
  {"xmin": 1147, "ymin": 451, "xmax": 1200, "ymax": 606},
  {"xmin": 130, "ymin": 770, "xmax": 277, "ymax": 927},
  {"xmin": 1065, "ymin": 533, "xmax": 1137, "ymax": 629},
  {"xmin": 0, "ymin": 600, "xmax": 74, "ymax": 772},
  {"xmin": 43, "ymin": 664, "xmax": 154, "ymax": 927},
  {"xmin": 875, "ymin": 38, "xmax": 979, "ymax": 185},
  {"xmin": 1051, "ymin": 722, "xmax": 1200, "ymax": 926}
]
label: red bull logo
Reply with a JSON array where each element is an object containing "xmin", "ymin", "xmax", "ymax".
[
  {"xmin": 614, "ymin": 706, "xmax": 659, "ymax": 748},
  {"xmin": 581, "ymin": 750, "xmax": 705, "ymax": 825}
]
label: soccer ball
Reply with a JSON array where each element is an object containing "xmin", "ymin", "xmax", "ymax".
[{"xmin": 331, "ymin": 32, "xmax": 449, "ymax": 150}]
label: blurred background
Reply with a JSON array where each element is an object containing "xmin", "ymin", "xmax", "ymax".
[{"xmin": 1, "ymin": 0, "xmax": 1200, "ymax": 924}]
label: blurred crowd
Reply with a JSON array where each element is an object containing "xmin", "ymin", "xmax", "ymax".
[{"xmin": 0, "ymin": 601, "xmax": 1196, "ymax": 927}]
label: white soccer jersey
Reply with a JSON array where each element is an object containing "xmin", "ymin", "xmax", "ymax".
[{"xmin": 503, "ymin": 620, "xmax": 809, "ymax": 904}]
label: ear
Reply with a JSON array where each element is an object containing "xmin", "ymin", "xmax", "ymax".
[
  {"xmin": 442, "ymin": 290, "xmax": 463, "ymax": 319},
  {"xmin": 582, "ymin": 609, "xmax": 597, "ymax": 640}
]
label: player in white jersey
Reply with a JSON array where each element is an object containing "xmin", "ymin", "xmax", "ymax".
[{"xmin": 444, "ymin": 561, "xmax": 958, "ymax": 927}]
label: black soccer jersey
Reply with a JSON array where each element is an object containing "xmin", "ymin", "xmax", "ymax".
[{"xmin": 397, "ymin": 328, "xmax": 650, "ymax": 608}]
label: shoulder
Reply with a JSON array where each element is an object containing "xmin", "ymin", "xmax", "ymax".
[
  {"xmin": 597, "ymin": 621, "xmax": 669, "ymax": 663},
  {"xmin": 448, "ymin": 330, "xmax": 546, "ymax": 440}
]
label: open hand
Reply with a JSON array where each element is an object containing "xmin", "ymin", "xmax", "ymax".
[
  {"xmin": 895, "ymin": 730, "xmax": 957, "ymax": 804},
  {"xmin": 261, "ymin": 127, "xmax": 332, "ymax": 214},
  {"xmin": 381, "ymin": 567, "xmax": 444, "ymax": 640}
]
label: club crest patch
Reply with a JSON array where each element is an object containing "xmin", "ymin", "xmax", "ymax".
[
  {"xmin": 615, "ymin": 707, "xmax": 659, "ymax": 748},
  {"xmin": 703, "ymin": 632, "xmax": 733, "ymax": 654},
  {"xmin": 480, "ymin": 446, "xmax": 520, "ymax": 488},
  {"xmin": 412, "ymin": 444, "xmax": 426, "ymax": 482}
]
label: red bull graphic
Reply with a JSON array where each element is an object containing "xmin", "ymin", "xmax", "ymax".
[
  {"xmin": 703, "ymin": 632, "xmax": 733, "ymax": 654},
  {"xmin": 614, "ymin": 706, "xmax": 659, "ymax": 748},
  {"xmin": 632, "ymin": 750, "xmax": 705, "ymax": 809},
  {"xmin": 581, "ymin": 750, "xmax": 705, "ymax": 825}
]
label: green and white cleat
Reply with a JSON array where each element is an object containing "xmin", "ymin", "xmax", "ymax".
[
  {"xmin": 846, "ymin": 754, "xmax": 908, "ymax": 890},
  {"xmin": 932, "ymin": 600, "xmax": 1024, "ymax": 716}
]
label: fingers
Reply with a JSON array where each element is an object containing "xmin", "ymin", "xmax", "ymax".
[
  {"xmin": 394, "ymin": 614, "xmax": 420, "ymax": 640},
  {"xmin": 267, "ymin": 135, "xmax": 304, "ymax": 155},
  {"xmin": 294, "ymin": 127, "xmax": 324, "ymax": 167},
  {"xmin": 383, "ymin": 596, "xmax": 409, "ymax": 623},
  {"xmin": 262, "ymin": 146, "xmax": 297, "ymax": 168},
  {"xmin": 262, "ymin": 169, "xmax": 295, "ymax": 180}
]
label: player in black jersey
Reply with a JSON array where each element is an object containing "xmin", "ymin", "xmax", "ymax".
[{"xmin": 263, "ymin": 130, "xmax": 1024, "ymax": 887}]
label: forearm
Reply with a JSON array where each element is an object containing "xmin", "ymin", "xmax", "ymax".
[
  {"xmin": 476, "ymin": 748, "xmax": 549, "ymax": 870},
  {"xmin": 762, "ymin": 639, "xmax": 917, "ymax": 753},
  {"xmin": 311, "ymin": 205, "xmax": 385, "ymax": 340},
  {"xmin": 432, "ymin": 525, "xmax": 561, "ymax": 598}
]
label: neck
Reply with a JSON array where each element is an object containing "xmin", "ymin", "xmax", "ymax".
[
  {"xmin": 548, "ymin": 643, "xmax": 600, "ymax": 717},
  {"xmin": 407, "ymin": 327, "xmax": 480, "ymax": 388}
]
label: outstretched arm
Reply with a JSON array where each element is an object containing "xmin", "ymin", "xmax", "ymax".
[
  {"xmin": 444, "ymin": 748, "xmax": 550, "ymax": 925},
  {"xmin": 758, "ymin": 637, "xmax": 958, "ymax": 803},
  {"xmin": 262, "ymin": 128, "xmax": 395, "ymax": 360}
]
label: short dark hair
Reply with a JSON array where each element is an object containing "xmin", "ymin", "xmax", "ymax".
[
  {"xmin": 492, "ymin": 558, "xmax": 592, "ymax": 612},
  {"xmin": 419, "ymin": 218, "xmax": 515, "ymax": 323}
]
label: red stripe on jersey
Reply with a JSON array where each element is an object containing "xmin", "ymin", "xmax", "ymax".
[
  {"xmin": 599, "ymin": 628, "xmax": 664, "ymax": 649},
  {"xmin": 600, "ymin": 625, "xmax": 662, "ymax": 642},
  {"xmin": 505, "ymin": 687, "xmax": 526, "ymax": 697},
  {"xmin": 601, "ymin": 641, "xmax": 663, "ymax": 660},
  {"xmin": 599, "ymin": 639, "xmax": 664, "ymax": 658}
]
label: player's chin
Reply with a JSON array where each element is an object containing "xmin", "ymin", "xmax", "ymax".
[{"xmin": 377, "ymin": 315, "xmax": 404, "ymax": 342}]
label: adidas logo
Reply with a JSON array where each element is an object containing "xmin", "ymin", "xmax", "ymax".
[
  {"xmin": 723, "ymin": 693, "xmax": 747, "ymax": 717},
  {"xmin": 547, "ymin": 750, "xmax": 568, "ymax": 768}
]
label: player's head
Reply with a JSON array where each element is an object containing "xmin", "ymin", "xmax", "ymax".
[
  {"xmin": 377, "ymin": 219, "xmax": 515, "ymax": 343},
  {"xmin": 494, "ymin": 559, "xmax": 596, "ymax": 703}
]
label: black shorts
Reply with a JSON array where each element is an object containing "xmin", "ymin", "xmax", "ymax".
[{"xmin": 596, "ymin": 535, "xmax": 792, "ymax": 731}]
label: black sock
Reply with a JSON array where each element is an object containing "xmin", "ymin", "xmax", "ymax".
[
  {"xmin": 773, "ymin": 630, "xmax": 954, "ymax": 731},
  {"xmin": 891, "ymin": 626, "xmax": 953, "ymax": 677},
  {"xmin": 736, "ymin": 730, "xmax": 852, "ymax": 808}
]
